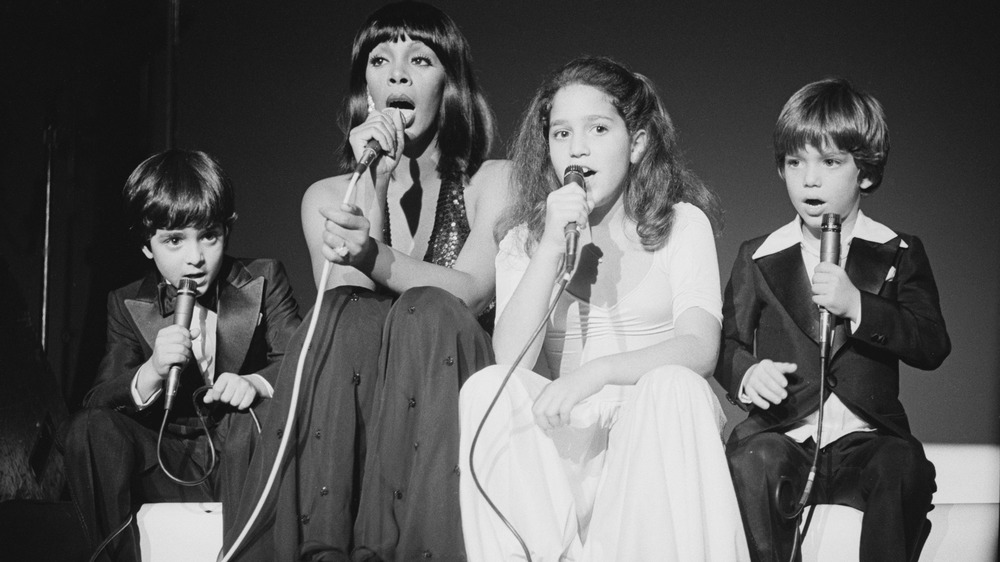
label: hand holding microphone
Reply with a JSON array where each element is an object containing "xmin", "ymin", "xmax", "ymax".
[
  {"xmin": 540, "ymin": 165, "xmax": 589, "ymax": 276},
  {"xmin": 164, "ymin": 278, "xmax": 198, "ymax": 411},
  {"xmin": 562, "ymin": 165, "xmax": 587, "ymax": 275},
  {"xmin": 817, "ymin": 213, "xmax": 841, "ymax": 359},
  {"xmin": 350, "ymin": 107, "xmax": 416, "ymax": 175}
]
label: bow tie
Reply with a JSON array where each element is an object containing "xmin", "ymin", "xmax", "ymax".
[{"xmin": 157, "ymin": 281, "xmax": 218, "ymax": 317}]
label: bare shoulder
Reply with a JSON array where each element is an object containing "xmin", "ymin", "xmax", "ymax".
[
  {"xmin": 466, "ymin": 159, "xmax": 512, "ymax": 219},
  {"xmin": 301, "ymin": 173, "xmax": 352, "ymax": 213}
]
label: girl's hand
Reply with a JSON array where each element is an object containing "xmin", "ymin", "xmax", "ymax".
[
  {"xmin": 532, "ymin": 367, "xmax": 604, "ymax": 431},
  {"xmin": 811, "ymin": 262, "xmax": 861, "ymax": 322},
  {"xmin": 540, "ymin": 182, "xmax": 592, "ymax": 255},
  {"xmin": 320, "ymin": 204, "xmax": 375, "ymax": 266},
  {"xmin": 347, "ymin": 108, "xmax": 409, "ymax": 177}
]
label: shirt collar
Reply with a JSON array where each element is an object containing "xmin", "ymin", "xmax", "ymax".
[{"xmin": 752, "ymin": 210, "xmax": 905, "ymax": 260}]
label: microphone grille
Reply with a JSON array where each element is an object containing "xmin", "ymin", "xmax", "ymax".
[
  {"xmin": 821, "ymin": 213, "xmax": 841, "ymax": 232},
  {"xmin": 177, "ymin": 277, "xmax": 198, "ymax": 295},
  {"xmin": 563, "ymin": 165, "xmax": 586, "ymax": 190}
]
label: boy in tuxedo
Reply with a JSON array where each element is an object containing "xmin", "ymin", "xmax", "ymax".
[
  {"xmin": 63, "ymin": 150, "xmax": 300, "ymax": 561},
  {"xmin": 716, "ymin": 78, "xmax": 950, "ymax": 562}
]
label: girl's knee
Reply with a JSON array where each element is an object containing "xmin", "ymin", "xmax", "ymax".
[{"xmin": 460, "ymin": 366, "xmax": 510, "ymax": 407}]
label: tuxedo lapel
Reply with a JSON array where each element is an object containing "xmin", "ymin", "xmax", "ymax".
[
  {"xmin": 124, "ymin": 272, "xmax": 171, "ymax": 354},
  {"xmin": 757, "ymin": 245, "xmax": 820, "ymax": 343},
  {"xmin": 216, "ymin": 259, "xmax": 263, "ymax": 375},
  {"xmin": 846, "ymin": 238, "xmax": 901, "ymax": 295},
  {"xmin": 829, "ymin": 237, "xmax": 903, "ymax": 358}
]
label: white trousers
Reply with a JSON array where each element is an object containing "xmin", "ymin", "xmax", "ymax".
[{"xmin": 459, "ymin": 364, "xmax": 750, "ymax": 562}]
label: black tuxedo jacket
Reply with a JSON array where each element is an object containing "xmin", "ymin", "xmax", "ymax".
[
  {"xmin": 716, "ymin": 231, "xmax": 950, "ymax": 447},
  {"xmin": 83, "ymin": 257, "xmax": 300, "ymax": 431}
]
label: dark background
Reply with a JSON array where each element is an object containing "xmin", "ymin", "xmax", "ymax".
[{"xmin": 3, "ymin": 0, "xmax": 997, "ymax": 452}]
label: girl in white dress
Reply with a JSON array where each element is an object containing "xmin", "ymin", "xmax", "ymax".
[{"xmin": 458, "ymin": 56, "xmax": 750, "ymax": 561}]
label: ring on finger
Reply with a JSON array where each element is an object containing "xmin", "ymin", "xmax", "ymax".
[{"xmin": 334, "ymin": 242, "xmax": 349, "ymax": 257}]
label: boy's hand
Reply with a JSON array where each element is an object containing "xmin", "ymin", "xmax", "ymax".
[
  {"xmin": 320, "ymin": 204, "xmax": 375, "ymax": 266},
  {"xmin": 532, "ymin": 367, "xmax": 604, "ymax": 431},
  {"xmin": 150, "ymin": 324, "xmax": 194, "ymax": 379},
  {"xmin": 742, "ymin": 360, "xmax": 796, "ymax": 409},
  {"xmin": 811, "ymin": 262, "xmax": 861, "ymax": 322},
  {"xmin": 203, "ymin": 372, "xmax": 258, "ymax": 410}
]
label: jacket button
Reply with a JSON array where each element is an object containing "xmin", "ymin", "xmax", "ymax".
[
  {"xmin": 393, "ymin": 489, "xmax": 403, "ymax": 500},
  {"xmin": 826, "ymin": 375, "xmax": 838, "ymax": 388}
]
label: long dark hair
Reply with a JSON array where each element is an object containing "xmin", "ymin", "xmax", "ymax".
[
  {"xmin": 339, "ymin": 1, "xmax": 494, "ymax": 180},
  {"xmin": 496, "ymin": 56, "xmax": 720, "ymax": 251}
]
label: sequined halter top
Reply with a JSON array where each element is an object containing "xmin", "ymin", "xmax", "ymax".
[{"xmin": 383, "ymin": 170, "xmax": 495, "ymax": 330}]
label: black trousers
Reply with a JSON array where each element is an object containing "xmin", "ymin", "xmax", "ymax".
[
  {"xmin": 727, "ymin": 430, "xmax": 936, "ymax": 562},
  {"xmin": 63, "ymin": 405, "xmax": 259, "ymax": 562},
  {"xmin": 224, "ymin": 286, "xmax": 494, "ymax": 562}
]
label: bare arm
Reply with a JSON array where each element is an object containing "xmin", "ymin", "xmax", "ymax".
[
  {"xmin": 304, "ymin": 160, "xmax": 511, "ymax": 312},
  {"xmin": 302, "ymin": 174, "xmax": 378, "ymax": 290},
  {"xmin": 363, "ymin": 160, "xmax": 511, "ymax": 312},
  {"xmin": 493, "ymin": 181, "xmax": 591, "ymax": 366},
  {"xmin": 532, "ymin": 306, "xmax": 720, "ymax": 431}
]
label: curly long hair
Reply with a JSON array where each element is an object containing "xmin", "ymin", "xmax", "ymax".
[
  {"xmin": 496, "ymin": 56, "xmax": 720, "ymax": 251},
  {"xmin": 339, "ymin": 1, "xmax": 495, "ymax": 180}
]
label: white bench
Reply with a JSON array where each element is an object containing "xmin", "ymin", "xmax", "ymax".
[
  {"xmin": 135, "ymin": 444, "xmax": 999, "ymax": 561},
  {"xmin": 137, "ymin": 502, "xmax": 222, "ymax": 562}
]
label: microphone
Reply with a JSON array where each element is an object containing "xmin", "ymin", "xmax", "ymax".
[
  {"xmin": 164, "ymin": 278, "xmax": 198, "ymax": 412},
  {"xmin": 818, "ymin": 213, "xmax": 841, "ymax": 359},
  {"xmin": 354, "ymin": 139, "xmax": 382, "ymax": 175},
  {"xmin": 562, "ymin": 165, "xmax": 586, "ymax": 276}
]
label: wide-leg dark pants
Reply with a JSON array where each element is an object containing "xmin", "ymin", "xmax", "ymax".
[{"xmin": 225, "ymin": 286, "xmax": 493, "ymax": 561}]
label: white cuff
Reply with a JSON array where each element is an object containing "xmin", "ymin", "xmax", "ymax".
[
  {"xmin": 737, "ymin": 364, "xmax": 756, "ymax": 404},
  {"xmin": 242, "ymin": 374, "xmax": 274, "ymax": 399},
  {"xmin": 131, "ymin": 362, "xmax": 162, "ymax": 410}
]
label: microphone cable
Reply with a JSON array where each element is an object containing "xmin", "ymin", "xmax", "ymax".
[
  {"xmin": 156, "ymin": 283, "xmax": 265, "ymax": 487},
  {"xmin": 778, "ymin": 213, "xmax": 840, "ymax": 562},
  {"xmin": 86, "ymin": 513, "xmax": 134, "ymax": 562},
  {"xmin": 777, "ymin": 354, "xmax": 827, "ymax": 562},
  {"xmin": 468, "ymin": 251, "xmax": 577, "ymax": 562},
  {"xmin": 219, "ymin": 170, "xmax": 365, "ymax": 562}
]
